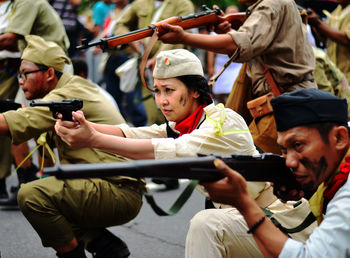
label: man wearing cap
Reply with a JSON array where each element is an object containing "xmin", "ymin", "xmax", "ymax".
[
  {"xmin": 0, "ymin": 0, "xmax": 70, "ymax": 204},
  {"xmin": 194, "ymin": 89, "xmax": 350, "ymax": 257},
  {"xmin": 0, "ymin": 35, "xmax": 144, "ymax": 258}
]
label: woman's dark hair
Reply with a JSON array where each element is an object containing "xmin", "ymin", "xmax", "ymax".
[{"xmin": 176, "ymin": 75, "xmax": 213, "ymax": 105}]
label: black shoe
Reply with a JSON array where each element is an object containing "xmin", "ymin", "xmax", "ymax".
[
  {"xmin": 152, "ymin": 178, "xmax": 179, "ymax": 190},
  {"xmin": 87, "ymin": 229, "xmax": 130, "ymax": 258},
  {"xmin": 0, "ymin": 178, "xmax": 9, "ymax": 200},
  {"xmin": 0, "ymin": 185, "xmax": 18, "ymax": 206},
  {"xmin": 0, "ymin": 164, "xmax": 39, "ymax": 207},
  {"xmin": 56, "ymin": 241, "xmax": 87, "ymax": 258}
]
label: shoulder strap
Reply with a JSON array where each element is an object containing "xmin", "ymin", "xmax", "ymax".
[
  {"xmin": 208, "ymin": 53, "xmax": 236, "ymax": 87},
  {"xmin": 263, "ymin": 208, "xmax": 316, "ymax": 235},
  {"xmin": 261, "ymin": 64, "xmax": 281, "ymax": 97},
  {"xmin": 144, "ymin": 180, "xmax": 199, "ymax": 216}
]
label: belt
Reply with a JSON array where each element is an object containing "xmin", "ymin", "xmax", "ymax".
[
  {"xmin": 279, "ymin": 73, "xmax": 314, "ymax": 88},
  {"xmin": 118, "ymin": 181, "xmax": 147, "ymax": 195}
]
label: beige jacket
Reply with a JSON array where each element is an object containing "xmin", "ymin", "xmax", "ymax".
[
  {"xmin": 228, "ymin": 0, "xmax": 317, "ymax": 97},
  {"xmin": 119, "ymin": 103, "xmax": 271, "ymax": 201},
  {"xmin": 327, "ymin": 4, "xmax": 350, "ymax": 82}
]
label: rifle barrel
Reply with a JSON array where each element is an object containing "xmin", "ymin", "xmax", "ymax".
[
  {"xmin": 43, "ymin": 154, "xmax": 299, "ymax": 188},
  {"xmin": 77, "ymin": 27, "xmax": 153, "ymax": 50}
]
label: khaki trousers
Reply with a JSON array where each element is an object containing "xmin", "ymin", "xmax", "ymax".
[
  {"xmin": 18, "ymin": 176, "xmax": 143, "ymax": 248},
  {"xmin": 186, "ymin": 199, "xmax": 315, "ymax": 258}
]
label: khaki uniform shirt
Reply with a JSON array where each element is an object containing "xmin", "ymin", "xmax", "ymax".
[
  {"xmin": 114, "ymin": 0, "xmax": 194, "ymax": 57},
  {"xmin": 228, "ymin": 0, "xmax": 316, "ymax": 97},
  {"xmin": 313, "ymin": 47, "xmax": 350, "ymax": 118},
  {"xmin": 6, "ymin": 0, "xmax": 70, "ymax": 52},
  {"xmin": 119, "ymin": 103, "xmax": 269, "ymax": 202},
  {"xmin": 327, "ymin": 4, "xmax": 350, "ymax": 82},
  {"xmin": 4, "ymin": 73, "xmax": 126, "ymax": 164}
]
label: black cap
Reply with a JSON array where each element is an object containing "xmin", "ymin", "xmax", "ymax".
[{"xmin": 271, "ymin": 89, "xmax": 348, "ymax": 132}]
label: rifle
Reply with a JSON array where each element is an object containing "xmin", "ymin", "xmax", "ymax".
[
  {"xmin": 29, "ymin": 99, "xmax": 83, "ymax": 121},
  {"xmin": 77, "ymin": 5, "xmax": 246, "ymax": 50},
  {"xmin": 44, "ymin": 153, "xmax": 300, "ymax": 190},
  {"xmin": 0, "ymin": 99, "xmax": 22, "ymax": 113}
]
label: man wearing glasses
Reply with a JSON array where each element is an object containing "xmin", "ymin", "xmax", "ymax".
[
  {"xmin": 0, "ymin": 35, "xmax": 141, "ymax": 257},
  {"xmin": 0, "ymin": 0, "xmax": 70, "ymax": 205}
]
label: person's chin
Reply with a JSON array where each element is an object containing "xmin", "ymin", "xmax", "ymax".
[{"xmin": 24, "ymin": 92, "xmax": 31, "ymax": 100}]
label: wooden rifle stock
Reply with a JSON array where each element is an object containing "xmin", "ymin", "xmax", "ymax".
[
  {"xmin": 77, "ymin": 6, "xmax": 246, "ymax": 50},
  {"xmin": 43, "ymin": 153, "xmax": 300, "ymax": 190}
]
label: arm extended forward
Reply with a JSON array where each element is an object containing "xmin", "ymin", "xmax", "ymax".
[{"xmin": 77, "ymin": 5, "xmax": 246, "ymax": 50}]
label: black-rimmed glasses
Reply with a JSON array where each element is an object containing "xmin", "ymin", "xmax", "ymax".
[{"xmin": 17, "ymin": 68, "xmax": 47, "ymax": 81}]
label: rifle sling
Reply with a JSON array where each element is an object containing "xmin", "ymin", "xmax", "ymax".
[
  {"xmin": 263, "ymin": 208, "xmax": 316, "ymax": 235},
  {"xmin": 144, "ymin": 180, "xmax": 199, "ymax": 216},
  {"xmin": 139, "ymin": 26, "xmax": 159, "ymax": 92},
  {"xmin": 208, "ymin": 52, "xmax": 236, "ymax": 88}
]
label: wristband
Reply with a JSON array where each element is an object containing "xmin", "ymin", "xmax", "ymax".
[{"xmin": 247, "ymin": 216, "xmax": 266, "ymax": 234}]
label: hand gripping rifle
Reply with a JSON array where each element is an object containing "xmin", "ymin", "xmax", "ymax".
[
  {"xmin": 30, "ymin": 99, "xmax": 83, "ymax": 121},
  {"xmin": 76, "ymin": 5, "xmax": 246, "ymax": 50},
  {"xmin": 0, "ymin": 99, "xmax": 22, "ymax": 113},
  {"xmin": 43, "ymin": 153, "xmax": 299, "ymax": 189}
]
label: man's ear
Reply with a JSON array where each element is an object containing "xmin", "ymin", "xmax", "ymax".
[
  {"xmin": 331, "ymin": 126, "xmax": 350, "ymax": 151},
  {"xmin": 46, "ymin": 67, "xmax": 56, "ymax": 82}
]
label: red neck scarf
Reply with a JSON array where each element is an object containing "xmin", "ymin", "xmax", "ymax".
[
  {"xmin": 174, "ymin": 104, "xmax": 206, "ymax": 136},
  {"xmin": 324, "ymin": 153, "xmax": 350, "ymax": 202}
]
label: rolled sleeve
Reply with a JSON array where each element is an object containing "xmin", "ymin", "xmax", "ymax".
[
  {"xmin": 118, "ymin": 123, "xmax": 168, "ymax": 139},
  {"xmin": 6, "ymin": 0, "xmax": 36, "ymax": 36},
  {"xmin": 152, "ymin": 138, "xmax": 177, "ymax": 159},
  {"xmin": 228, "ymin": 30, "xmax": 253, "ymax": 62}
]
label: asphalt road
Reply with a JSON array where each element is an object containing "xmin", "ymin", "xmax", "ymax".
[{"xmin": 0, "ymin": 176, "xmax": 204, "ymax": 258}]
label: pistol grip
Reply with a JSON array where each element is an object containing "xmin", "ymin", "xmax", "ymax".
[{"xmin": 61, "ymin": 110, "xmax": 73, "ymax": 121}]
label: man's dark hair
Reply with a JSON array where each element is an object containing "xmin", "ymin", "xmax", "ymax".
[
  {"xmin": 176, "ymin": 75, "xmax": 213, "ymax": 105},
  {"xmin": 71, "ymin": 58, "xmax": 88, "ymax": 78},
  {"xmin": 35, "ymin": 63, "xmax": 62, "ymax": 79},
  {"xmin": 305, "ymin": 122, "xmax": 350, "ymax": 144}
]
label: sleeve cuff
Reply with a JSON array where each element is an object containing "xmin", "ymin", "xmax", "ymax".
[
  {"xmin": 228, "ymin": 30, "xmax": 253, "ymax": 62},
  {"xmin": 279, "ymin": 238, "xmax": 304, "ymax": 258}
]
